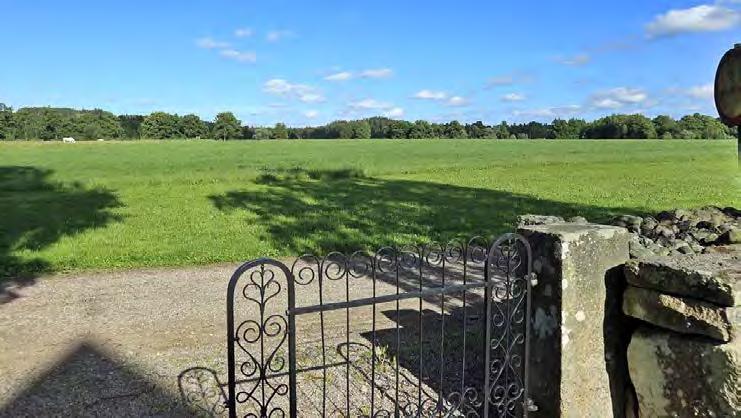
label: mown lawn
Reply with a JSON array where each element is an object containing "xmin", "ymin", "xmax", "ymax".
[{"xmin": 1, "ymin": 139, "xmax": 738, "ymax": 283}]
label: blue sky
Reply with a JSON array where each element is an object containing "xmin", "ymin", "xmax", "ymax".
[{"xmin": 0, "ymin": 0, "xmax": 739, "ymax": 126}]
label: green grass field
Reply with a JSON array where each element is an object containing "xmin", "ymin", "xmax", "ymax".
[{"xmin": 1, "ymin": 139, "xmax": 738, "ymax": 284}]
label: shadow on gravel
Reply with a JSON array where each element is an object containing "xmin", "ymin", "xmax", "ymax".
[
  {"xmin": 184, "ymin": 303, "xmax": 495, "ymax": 417},
  {"xmin": 209, "ymin": 168, "xmax": 641, "ymax": 256},
  {"xmin": 0, "ymin": 340, "xmax": 197, "ymax": 417},
  {"xmin": 178, "ymin": 367, "xmax": 228, "ymax": 417},
  {"xmin": 361, "ymin": 304, "xmax": 490, "ymax": 413},
  {"xmin": 0, "ymin": 166, "xmax": 122, "ymax": 303}
]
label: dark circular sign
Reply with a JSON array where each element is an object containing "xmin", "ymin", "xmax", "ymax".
[{"xmin": 715, "ymin": 45, "xmax": 741, "ymax": 126}]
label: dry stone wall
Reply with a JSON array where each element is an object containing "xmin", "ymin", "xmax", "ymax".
[
  {"xmin": 519, "ymin": 208, "xmax": 740, "ymax": 418},
  {"xmin": 623, "ymin": 255, "xmax": 740, "ymax": 417}
]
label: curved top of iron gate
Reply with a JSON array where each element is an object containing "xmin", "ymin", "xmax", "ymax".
[{"xmin": 226, "ymin": 257, "xmax": 296, "ymax": 418}]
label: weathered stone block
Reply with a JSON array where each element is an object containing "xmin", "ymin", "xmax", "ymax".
[
  {"xmin": 628, "ymin": 327, "xmax": 741, "ymax": 417},
  {"xmin": 518, "ymin": 223, "xmax": 630, "ymax": 418},
  {"xmin": 623, "ymin": 286, "xmax": 734, "ymax": 342},
  {"xmin": 518, "ymin": 214, "xmax": 565, "ymax": 226},
  {"xmin": 624, "ymin": 255, "xmax": 740, "ymax": 307}
]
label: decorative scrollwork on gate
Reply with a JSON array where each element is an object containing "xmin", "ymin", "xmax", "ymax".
[
  {"xmin": 227, "ymin": 259, "xmax": 295, "ymax": 418},
  {"xmin": 227, "ymin": 233, "xmax": 532, "ymax": 418},
  {"xmin": 486, "ymin": 234, "xmax": 532, "ymax": 418}
]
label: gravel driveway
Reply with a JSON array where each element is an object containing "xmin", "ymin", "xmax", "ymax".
[{"xmin": 0, "ymin": 259, "xmax": 488, "ymax": 417}]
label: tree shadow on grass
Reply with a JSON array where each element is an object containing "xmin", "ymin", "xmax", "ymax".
[
  {"xmin": 209, "ymin": 168, "xmax": 640, "ymax": 255},
  {"xmin": 0, "ymin": 166, "xmax": 122, "ymax": 303}
]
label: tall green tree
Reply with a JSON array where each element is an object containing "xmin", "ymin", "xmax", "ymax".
[
  {"xmin": 72, "ymin": 109, "xmax": 123, "ymax": 140},
  {"xmin": 0, "ymin": 104, "xmax": 15, "ymax": 139},
  {"xmin": 351, "ymin": 120, "xmax": 371, "ymax": 139},
  {"xmin": 180, "ymin": 114, "xmax": 208, "ymax": 138},
  {"xmin": 409, "ymin": 120, "xmax": 433, "ymax": 138},
  {"xmin": 552, "ymin": 118, "xmax": 586, "ymax": 139},
  {"xmin": 272, "ymin": 123, "xmax": 288, "ymax": 139},
  {"xmin": 388, "ymin": 120, "xmax": 412, "ymax": 138},
  {"xmin": 212, "ymin": 112, "xmax": 241, "ymax": 140},
  {"xmin": 465, "ymin": 121, "xmax": 489, "ymax": 138},
  {"xmin": 241, "ymin": 125, "xmax": 256, "ymax": 140},
  {"xmin": 119, "ymin": 115, "xmax": 144, "ymax": 139},
  {"xmin": 678, "ymin": 113, "xmax": 731, "ymax": 139},
  {"xmin": 140, "ymin": 112, "xmax": 181, "ymax": 139},
  {"xmin": 444, "ymin": 121, "xmax": 467, "ymax": 138},
  {"xmin": 652, "ymin": 115, "xmax": 678, "ymax": 139},
  {"xmin": 494, "ymin": 121, "xmax": 510, "ymax": 139},
  {"xmin": 253, "ymin": 127, "xmax": 272, "ymax": 140},
  {"xmin": 623, "ymin": 114, "xmax": 657, "ymax": 139},
  {"xmin": 367, "ymin": 117, "xmax": 393, "ymax": 138},
  {"xmin": 37, "ymin": 108, "xmax": 65, "ymax": 140}
]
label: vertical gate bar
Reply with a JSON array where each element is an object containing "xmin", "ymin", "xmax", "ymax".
[
  {"xmin": 504, "ymin": 248, "xmax": 512, "ymax": 415},
  {"xmin": 259, "ymin": 266, "xmax": 267, "ymax": 414},
  {"xmin": 288, "ymin": 268, "xmax": 297, "ymax": 418},
  {"xmin": 437, "ymin": 253, "xmax": 445, "ymax": 417},
  {"xmin": 371, "ymin": 256, "xmax": 377, "ymax": 417},
  {"xmin": 460, "ymin": 242, "xmax": 468, "ymax": 404},
  {"xmin": 417, "ymin": 246, "xmax": 423, "ymax": 413},
  {"xmin": 482, "ymin": 244, "xmax": 492, "ymax": 418},
  {"xmin": 319, "ymin": 260, "xmax": 327, "ymax": 417},
  {"xmin": 523, "ymin": 243, "xmax": 533, "ymax": 418},
  {"xmin": 345, "ymin": 257, "xmax": 351, "ymax": 418},
  {"xmin": 226, "ymin": 274, "xmax": 237, "ymax": 418},
  {"xmin": 394, "ymin": 248, "xmax": 400, "ymax": 418}
]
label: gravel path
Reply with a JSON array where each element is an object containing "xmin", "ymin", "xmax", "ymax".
[
  {"xmin": 0, "ymin": 263, "xmax": 240, "ymax": 417},
  {"xmin": 0, "ymin": 260, "xmax": 487, "ymax": 417}
]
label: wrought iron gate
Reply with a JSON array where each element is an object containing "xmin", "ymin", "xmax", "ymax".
[{"xmin": 226, "ymin": 233, "xmax": 534, "ymax": 418}]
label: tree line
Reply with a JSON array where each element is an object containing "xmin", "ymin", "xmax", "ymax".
[{"xmin": 0, "ymin": 103, "xmax": 736, "ymax": 141}]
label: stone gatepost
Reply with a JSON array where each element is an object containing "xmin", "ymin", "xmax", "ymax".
[{"xmin": 518, "ymin": 223, "xmax": 631, "ymax": 418}]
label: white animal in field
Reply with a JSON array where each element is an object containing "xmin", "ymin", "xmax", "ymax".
[
  {"xmin": 62, "ymin": 137, "xmax": 76, "ymax": 143},
  {"xmin": 97, "ymin": 138, "xmax": 105, "ymax": 142}
]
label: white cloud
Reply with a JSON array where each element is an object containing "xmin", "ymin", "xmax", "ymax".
[
  {"xmin": 219, "ymin": 49, "xmax": 257, "ymax": 63},
  {"xmin": 414, "ymin": 89, "xmax": 448, "ymax": 100},
  {"xmin": 234, "ymin": 28, "xmax": 253, "ymax": 38},
  {"xmin": 263, "ymin": 79, "xmax": 294, "ymax": 94},
  {"xmin": 384, "ymin": 107, "xmax": 405, "ymax": 118},
  {"xmin": 195, "ymin": 37, "xmax": 230, "ymax": 49},
  {"xmin": 298, "ymin": 93, "xmax": 324, "ymax": 103},
  {"xmin": 359, "ymin": 68, "xmax": 393, "ymax": 79},
  {"xmin": 349, "ymin": 99, "xmax": 393, "ymax": 110},
  {"xmin": 512, "ymin": 105, "xmax": 583, "ymax": 120},
  {"xmin": 266, "ymin": 30, "xmax": 294, "ymax": 42},
  {"xmin": 324, "ymin": 71, "xmax": 353, "ymax": 81},
  {"xmin": 513, "ymin": 108, "xmax": 557, "ymax": 118},
  {"xmin": 263, "ymin": 79, "xmax": 324, "ymax": 103},
  {"xmin": 612, "ymin": 88, "xmax": 648, "ymax": 103},
  {"xmin": 685, "ymin": 83, "xmax": 714, "ymax": 100},
  {"xmin": 447, "ymin": 96, "xmax": 468, "ymax": 106},
  {"xmin": 554, "ymin": 53, "xmax": 591, "ymax": 66},
  {"xmin": 413, "ymin": 90, "xmax": 468, "ymax": 105},
  {"xmin": 303, "ymin": 110, "xmax": 319, "ymax": 118},
  {"xmin": 501, "ymin": 93, "xmax": 526, "ymax": 102},
  {"xmin": 345, "ymin": 98, "xmax": 403, "ymax": 118},
  {"xmin": 590, "ymin": 87, "xmax": 649, "ymax": 109},
  {"xmin": 646, "ymin": 3, "xmax": 741, "ymax": 37},
  {"xmin": 592, "ymin": 98, "xmax": 623, "ymax": 109}
]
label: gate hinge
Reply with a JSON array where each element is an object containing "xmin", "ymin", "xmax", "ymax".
[{"xmin": 528, "ymin": 272, "xmax": 538, "ymax": 288}]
